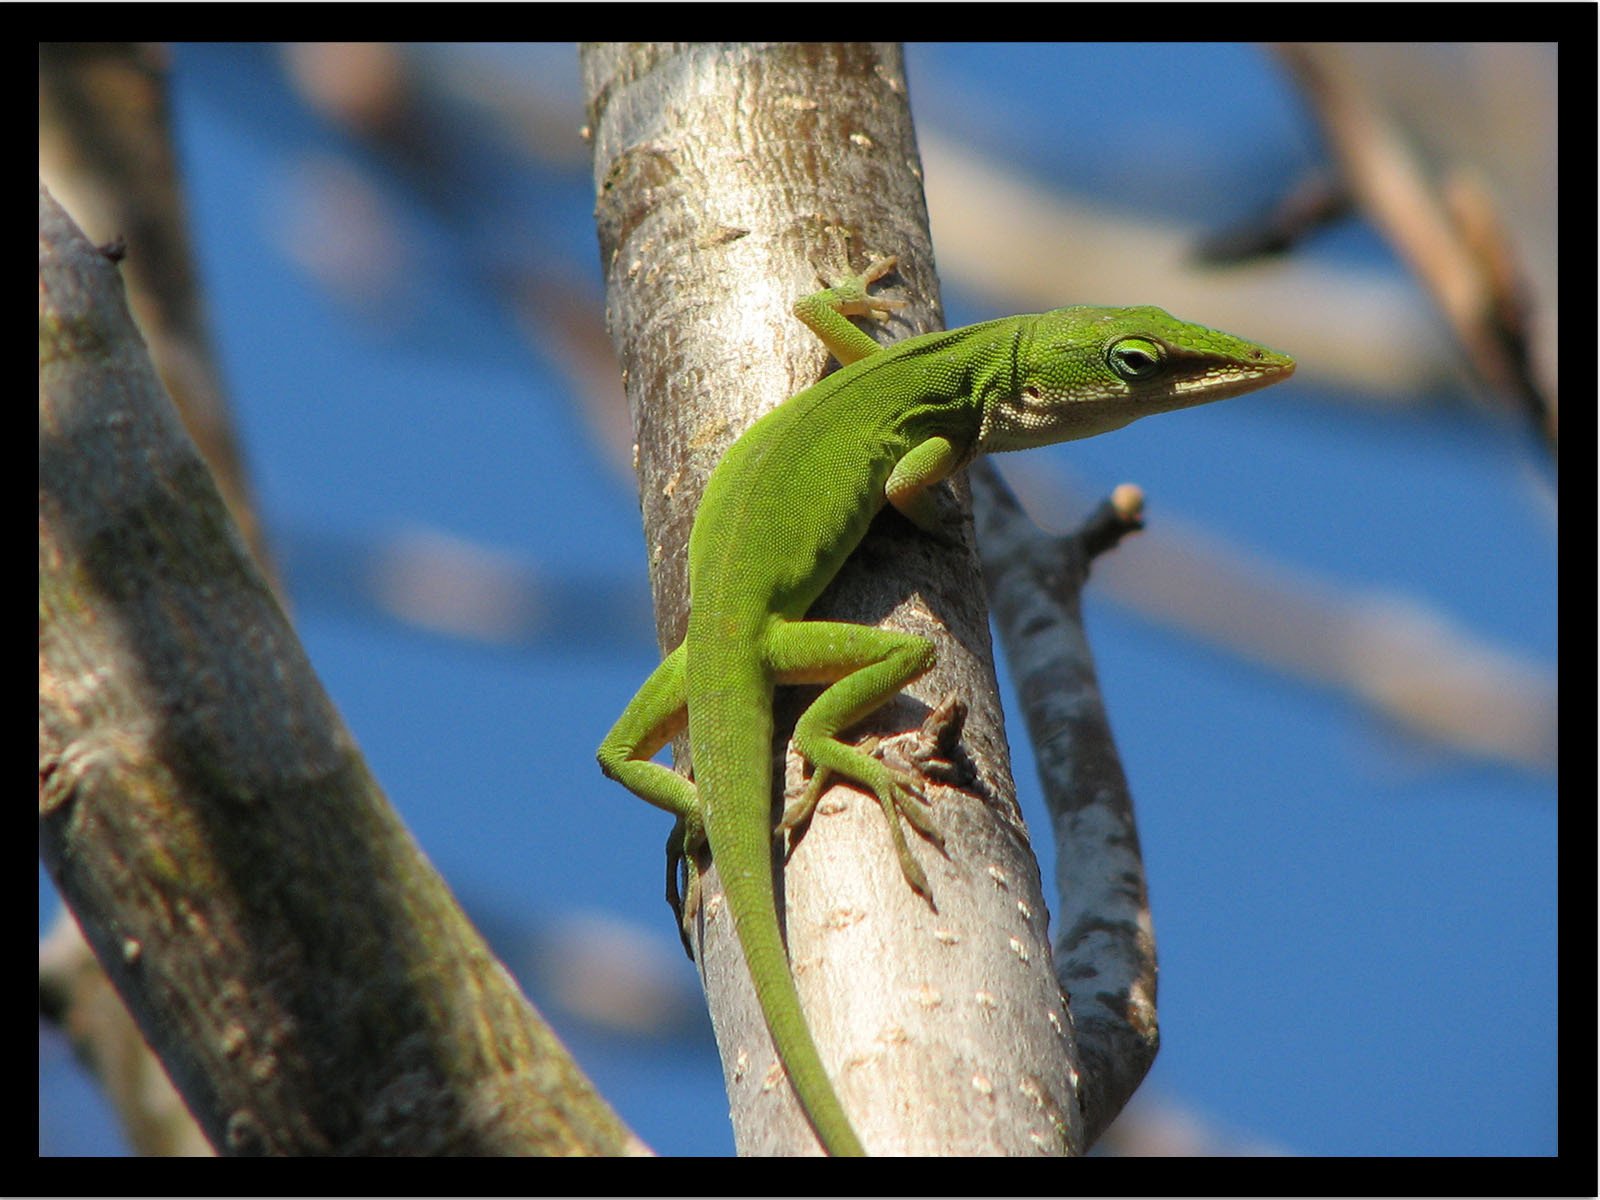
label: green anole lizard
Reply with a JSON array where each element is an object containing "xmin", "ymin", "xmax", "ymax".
[{"xmin": 597, "ymin": 257, "xmax": 1295, "ymax": 1156}]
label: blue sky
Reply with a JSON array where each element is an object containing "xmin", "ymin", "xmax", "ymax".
[{"xmin": 40, "ymin": 43, "xmax": 1557, "ymax": 1158}]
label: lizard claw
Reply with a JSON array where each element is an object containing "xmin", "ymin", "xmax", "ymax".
[{"xmin": 666, "ymin": 814, "xmax": 707, "ymax": 959}]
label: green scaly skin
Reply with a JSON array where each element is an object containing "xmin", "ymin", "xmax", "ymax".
[{"xmin": 597, "ymin": 258, "xmax": 1294, "ymax": 1156}]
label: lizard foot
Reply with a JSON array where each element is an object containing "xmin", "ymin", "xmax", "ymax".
[
  {"xmin": 821, "ymin": 254, "xmax": 904, "ymax": 322},
  {"xmin": 778, "ymin": 724, "xmax": 952, "ymax": 907},
  {"xmin": 666, "ymin": 811, "xmax": 707, "ymax": 959}
]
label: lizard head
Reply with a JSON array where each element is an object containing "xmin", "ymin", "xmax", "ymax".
[{"xmin": 978, "ymin": 305, "xmax": 1295, "ymax": 452}]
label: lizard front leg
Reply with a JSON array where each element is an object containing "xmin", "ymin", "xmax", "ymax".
[{"xmin": 791, "ymin": 255, "xmax": 903, "ymax": 366}]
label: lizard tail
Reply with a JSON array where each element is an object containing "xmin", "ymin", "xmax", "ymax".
[{"xmin": 694, "ymin": 692, "xmax": 867, "ymax": 1157}]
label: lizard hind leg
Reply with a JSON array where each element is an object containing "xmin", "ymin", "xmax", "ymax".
[
  {"xmin": 596, "ymin": 644, "xmax": 706, "ymax": 956},
  {"xmin": 767, "ymin": 619, "xmax": 943, "ymax": 902}
]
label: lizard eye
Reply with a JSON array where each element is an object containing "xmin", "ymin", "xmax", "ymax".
[{"xmin": 1107, "ymin": 337, "xmax": 1165, "ymax": 382}]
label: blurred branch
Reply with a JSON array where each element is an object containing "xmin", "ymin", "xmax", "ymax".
[
  {"xmin": 38, "ymin": 42, "xmax": 280, "ymax": 581},
  {"xmin": 40, "ymin": 912, "xmax": 215, "ymax": 1157},
  {"xmin": 1094, "ymin": 1090, "xmax": 1289, "ymax": 1157},
  {"xmin": 998, "ymin": 461, "xmax": 1555, "ymax": 773},
  {"xmin": 1273, "ymin": 43, "xmax": 1556, "ymax": 455}
]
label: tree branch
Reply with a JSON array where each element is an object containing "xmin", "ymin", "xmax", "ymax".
[
  {"xmin": 40, "ymin": 183, "xmax": 639, "ymax": 1156},
  {"xmin": 972, "ymin": 464, "xmax": 1159, "ymax": 1145}
]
